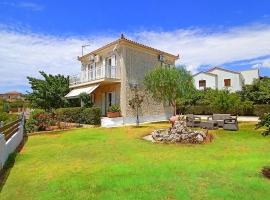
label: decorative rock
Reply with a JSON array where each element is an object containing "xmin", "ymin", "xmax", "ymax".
[{"xmin": 151, "ymin": 120, "xmax": 208, "ymax": 144}]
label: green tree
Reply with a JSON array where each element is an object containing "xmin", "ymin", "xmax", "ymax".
[
  {"xmin": 26, "ymin": 71, "xmax": 70, "ymax": 110},
  {"xmin": 144, "ymin": 66, "xmax": 195, "ymax": 115},
  {"xmin": 239, "ymin": 77, "xmax": 270, "ymax": 104},
  {"xmin": 210, "ymin": 90, "xmax": 241, "ymax": 113},
  {"xmin": 79, "ymin": 92, "xmax": 93, "ymax": 108}
]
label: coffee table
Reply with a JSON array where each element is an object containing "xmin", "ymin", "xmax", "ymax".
[{"xmin": 200, "ymin": 121, "xmax": 218, "ymax": 129}]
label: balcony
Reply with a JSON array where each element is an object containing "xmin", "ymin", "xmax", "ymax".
[{"xmin": 69, "ymin": 65, "xmax": 120, "ymax": 86}]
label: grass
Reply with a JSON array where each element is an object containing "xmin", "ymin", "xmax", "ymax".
[{"xmin": 0, "ymin": 122, "xmax": 270, "ymax": 200}]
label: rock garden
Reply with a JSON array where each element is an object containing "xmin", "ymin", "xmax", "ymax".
[{"xmin": 150, "ymin": 120, "xmax": 212, "ymax": 144}]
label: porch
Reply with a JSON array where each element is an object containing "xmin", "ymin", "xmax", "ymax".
[{"xmin": 65, "ymin": 82, "xmax": 121, "ymax": 117}]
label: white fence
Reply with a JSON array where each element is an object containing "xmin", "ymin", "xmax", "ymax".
[{"xmin": 0, "ymin": 116, "xmax": 24, "ymax": 169}]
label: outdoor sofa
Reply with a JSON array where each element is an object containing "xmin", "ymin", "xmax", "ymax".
[
  {"xmin": 185, "ymin": 113, "xmax": 239, "ymax": 131},
  {"xmin": 207, "ymin": 114, "xmax": 231, "ymax": 127}
]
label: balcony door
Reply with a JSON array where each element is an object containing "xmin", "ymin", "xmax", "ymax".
[
  {"xmin": 105, "ymin": 55, "xmax": 116, "ymax": 78},
  {"xmin": 89, "ymin": 63, "xmax": 95, "ymax": 80}
]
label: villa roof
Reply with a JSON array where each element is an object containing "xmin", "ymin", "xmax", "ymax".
[
  {"xmin": 3, "ymin": 91, "xmax": 22, "ymax": 95},
  {"xmin": 207, "ymin": 67, "xmax": 240, "ymax": 74},
  {"xmin": 79, "ymin": 34, "xmax": 179, "ymax": 60},
  {"xmin": 193, "ymin": 71, "xmax": 217, "ymax": 77}
]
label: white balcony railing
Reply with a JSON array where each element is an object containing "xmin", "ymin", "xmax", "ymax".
[{"xmin": 69, "ymin": 66, "xmax": 119, "ymax": 86}]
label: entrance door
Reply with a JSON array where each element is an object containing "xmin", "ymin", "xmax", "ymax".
[{"xmin": 105, "ymin": 92, "xmax": 116, "ymax": 113}]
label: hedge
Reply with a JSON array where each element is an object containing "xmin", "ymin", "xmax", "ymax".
[
  {"xmin": 253, "ymin": 105, "xmax": 270, "ymax": 117},
  {"xmin": 25, "ymin": 107, "xmax": 101, "ymax": 133},
  {"xmin": 55, "ymin": 107, "xmax": 101, "ymax": 125},
  {"xmin": 177, "ymin": 104, "xmax": 270, "ymax": 117}
]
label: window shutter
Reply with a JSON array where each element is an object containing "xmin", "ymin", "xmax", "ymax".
[{"xmin": 111, "ymin": 55, "xmax": 116, "ymax": 66}]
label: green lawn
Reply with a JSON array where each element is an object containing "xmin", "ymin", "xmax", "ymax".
[{"xmin": 1, "ymin": 122, "xmax": 270, "ymax": 200}]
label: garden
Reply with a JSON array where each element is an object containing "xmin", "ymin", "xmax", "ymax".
[
  {"xmin": 1, "ymin": 68, "xmax": 270, "ymax": 199},
  {"xmin": 1, "ymin": 122, "xmax": 270, "ymax": 200}
]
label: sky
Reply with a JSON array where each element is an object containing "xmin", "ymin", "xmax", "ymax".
[{"xmin": 0, "ymin": 0, "xmax": 270, "ymax": 93}]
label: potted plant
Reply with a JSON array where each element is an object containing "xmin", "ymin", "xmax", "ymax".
[{"xmin": 107, "ymin": 104, "xmax": 121, "ymax": 118}]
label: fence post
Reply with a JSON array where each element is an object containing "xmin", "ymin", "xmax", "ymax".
[{"xmin": 0, "ymin": 133, "xmax": 5, "ymax": 170}]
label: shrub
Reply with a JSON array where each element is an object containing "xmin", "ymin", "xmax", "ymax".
[
  {"xmin": 238, "ymin": 101, "xmax": 254, "ymax": 116},
  {"xmin": 253, "ymin": 105, "xmax": 270, "ymax": 118},
  {"xmin": 25, "ymin": 109, "xmax": 56, "ymax": 132},
  {"xmin": 0, "ymin": 112, "xmax": 17, "ymax": 124},
  {"xmin": 79, "ymin": 92, "xmax": 93, "ymax": 108},
  {"xmin": 55, "ymin": 107, "xmax": 82, "ymax": 123},
  {"xmin": 256, "ymin": 113, "xmax": 270, "ymax": 136},
  {"xmin": 80, "ymin": 107, "xmax": 101, "ymax": 125},
  {"xmin": 2, "ymin": 102, "xmax": 10, "ymax": 113},
  {"xmin": 177, "ymin": 105, "xmax": 213, "ymax": 115},
  {"xmin": 178, "ymin": 102, "xmax": 258, "ymax": 116},
  {"xmin": 55, "ymin": 107, "xmax": 101, "ymax": 125},
  {"xmin": 210, "ymin": 90, "xmax": 241, "ymax": 114},
  {"xmin": 108, "ymin": 104, "xmax": 121, "ymax": 112}
]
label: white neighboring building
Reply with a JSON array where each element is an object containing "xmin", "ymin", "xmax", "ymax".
[{"xmin": 193, "ymin": 67, "xmax": 260, "ymax": 92}]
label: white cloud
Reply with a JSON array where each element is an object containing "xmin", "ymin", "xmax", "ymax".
[
  {"xmin": 252, "ymin": 59, "xmax": 270, "ymax": 68},
  {"xmin": 0, "ymin": 23, "xmax": 270, "ymax": 93},
  {"xmin": 133, "ymin": 24, "xmax": 270, "ymax": 72},
  {"xmin": 0, "ymin": 1, "xmax": 44, "ymax": 11}
]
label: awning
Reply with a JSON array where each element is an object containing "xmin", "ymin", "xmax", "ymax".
[{"xmin": 65, "ymin": 84, "xmax": 99, "ymax": 99}]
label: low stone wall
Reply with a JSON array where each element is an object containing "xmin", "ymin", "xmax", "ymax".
[{"xmin": 0, "ymin": 123, "xmax": 24, "ymax": 169}]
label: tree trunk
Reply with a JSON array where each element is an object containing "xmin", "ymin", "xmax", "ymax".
[{"xmin": 171, "ymin": 101, "xmax": 177, "ymax": 116}]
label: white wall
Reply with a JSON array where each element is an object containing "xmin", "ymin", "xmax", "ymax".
[
  {"xmin": 240, "ymin": 69, "xmax": 259, "ymax": 85},
  {"xmin": 193, "ymin": 73, "xmax": 217, "ymax": 90},
  {"xmin": 0, "ymin": 122, "xmax": 24, "ymax": 169},
  {"xmin": 209, "ymin": 69, "xmax": 242, "ymax": 92}
]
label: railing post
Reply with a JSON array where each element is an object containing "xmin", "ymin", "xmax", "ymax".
[{"xmin": 0, "ymin": 133, "xmax": 5, "ymax": 169}]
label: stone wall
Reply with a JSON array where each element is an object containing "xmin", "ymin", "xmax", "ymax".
[{"xmin": 121, "ymin": 45, "xmax": 174, "ymax": 118}]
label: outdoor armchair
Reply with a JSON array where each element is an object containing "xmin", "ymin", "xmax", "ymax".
[
  {"xmin": 186, "ymin": 114, "xmax": 201, "ymax": 127},
  {"xmin": 223, "ymin": 116, "xmax": 239, "ymax": 131}
]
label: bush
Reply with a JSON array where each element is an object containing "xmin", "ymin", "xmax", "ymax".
[
  {"xmin": 79, "ymin": 92, "xmax": 93, "ymax": 108},
  {"xmin": 253, "ymin": 105, "xmax": 270, "ymax": 118},
  {"xmin": 178, "ymin": 103, "xmax": 266, "ymax": 116},
  {"xmin": 55, "ymin": 107, "xmax": 101, "ymax": 125},
  {"xmin": 177, "ymin": 105, "xmax": 213, "ymax": 115},
  {"xmin": 256, "ymin": 113, "xmax": 270, "ymax": 136},
  {"xmin": 0, "ymin": 112, "xmax": 17, "ymax": 124},
  {"xmin": 80, "ymin": 107, "xmax": 101, "ymax": 125},
  {"xmin": 55, "ymin": 107, "xmax": 82, "ymax": 123},
  {"xmin": 25, "ymin": 109, "xmax": 56, "ymax": 132},
  {"xmin": 108, "ymin": 104, "xmax": 121, "ymax": 112}
]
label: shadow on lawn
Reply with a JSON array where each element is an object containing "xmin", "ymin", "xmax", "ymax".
[{"xmin": 0, "ymin": 134, "xmax": 28, "ymax": 192}]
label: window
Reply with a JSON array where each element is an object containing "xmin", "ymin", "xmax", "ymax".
[
  {"xmin": 199, "ymin": 80, "xmax": 206, "ymax": 87},
  {"xmin": 224, "ymin": 79, "xmax": 231, "ymax": 87}
]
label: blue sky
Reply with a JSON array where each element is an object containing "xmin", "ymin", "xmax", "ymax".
[{"xmin": 0, "ymin": 0, "xmax": 270, "ymax": 93}]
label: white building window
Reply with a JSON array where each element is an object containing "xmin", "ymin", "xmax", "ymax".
[{"xmin": 199, "ymin": 80, "xmax": 206, "ymax": 88}]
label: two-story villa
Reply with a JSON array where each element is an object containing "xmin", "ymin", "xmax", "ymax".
[{"xmin": 65, "ymin": 34, "xmax": 178, "ymax": 127}]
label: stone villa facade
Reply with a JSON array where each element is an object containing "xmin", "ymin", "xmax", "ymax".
[{"xmin": 66, "ymin": 35, "xmax": 178, "ymax": 126}]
